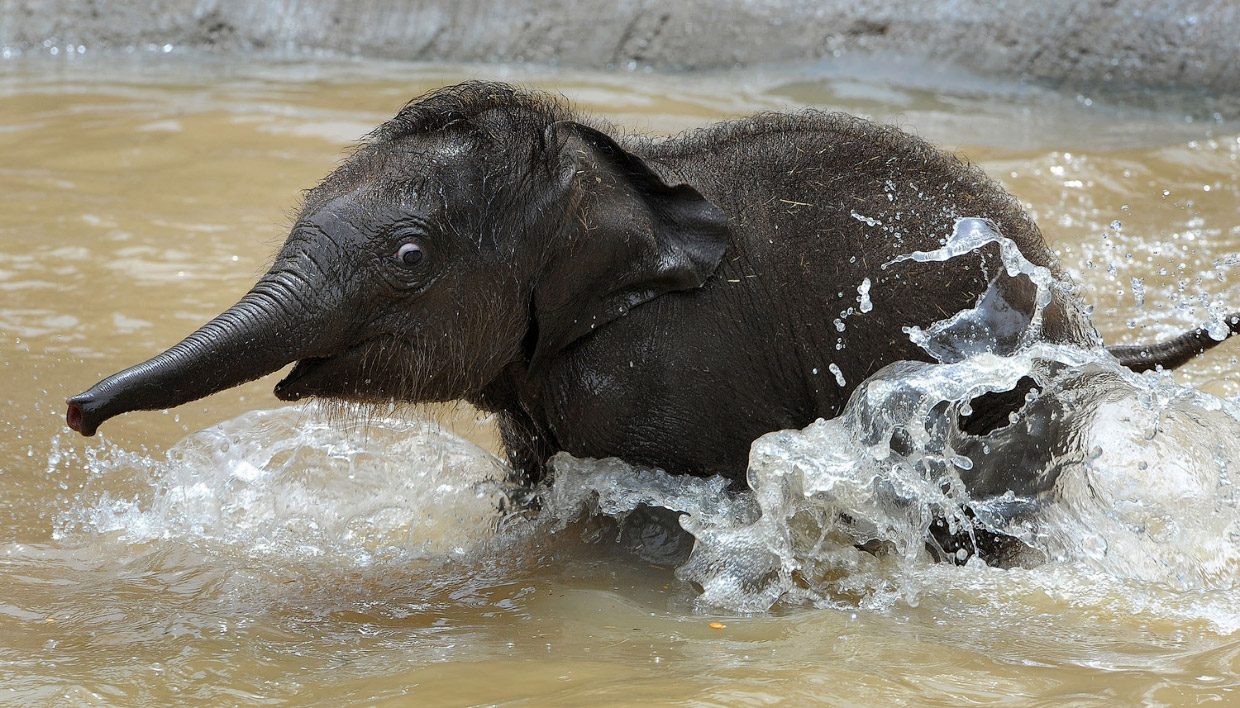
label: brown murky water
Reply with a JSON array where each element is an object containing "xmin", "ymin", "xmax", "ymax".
[{"xmin": 3, "ymin": 54, "xmax": 1240, "ymax": 705}]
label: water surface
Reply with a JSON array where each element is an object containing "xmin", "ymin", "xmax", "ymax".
[{"xmin": 3, "ymin": 54, "xmax": 1240, "ymax": 705}]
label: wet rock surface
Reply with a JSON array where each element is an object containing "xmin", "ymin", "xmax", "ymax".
[{"xmin": 3, "ymin": 0, "xmax": 1237, "ymax": 95}]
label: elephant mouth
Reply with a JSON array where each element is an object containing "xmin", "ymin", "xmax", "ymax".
[
  {"xmin": 273, "ymin": 357, "xmax": 332, "ymax": 402},
  {"xmin": 274, "ymin": 342, "xmax": 373, "ymax": 401},
  {"xmin": 273, "ymin": 336, "xmax": 405, "ymax": 403},
  {"xmin": 272, "ymin": 334, "xmax": 470, "ymax": 406}
]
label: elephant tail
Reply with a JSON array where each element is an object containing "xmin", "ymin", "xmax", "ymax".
[{"xmin": 1107, "ymin": 313, "xmax": 1240, "ymax": 373}]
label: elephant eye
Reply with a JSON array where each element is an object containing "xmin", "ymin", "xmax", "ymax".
[{"xmin": 395, "ymin": 242, "xmax": 424, "ymax": 267}]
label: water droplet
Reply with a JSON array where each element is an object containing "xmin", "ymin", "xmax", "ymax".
[
  {"xmin": 857, "ymin": 278, "xmax": 873, "ymax": 313},
  {"xmin": 828, "ymin": 363, "xmax": 846, "ymax": 387}
]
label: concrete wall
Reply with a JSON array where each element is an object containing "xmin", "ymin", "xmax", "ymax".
[{"xmin": 2, "ymin": 0, "xmax": 1237, "ymax": 94}]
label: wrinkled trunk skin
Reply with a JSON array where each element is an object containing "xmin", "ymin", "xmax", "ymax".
[{"xmin": 66, "ymin": 272, "xmax": 330, "ymax": 437}]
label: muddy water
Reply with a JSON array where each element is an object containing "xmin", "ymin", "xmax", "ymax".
[{"xmin": 3, "ymin": 54, "xmax": 1240, "ymax": 705}]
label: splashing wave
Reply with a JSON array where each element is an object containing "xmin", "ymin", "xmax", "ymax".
[
  {"xmin": 543, "ymin": 219, "xmax": 1240, "ymax": 625},
  {"xmin": 57, "ymin": 409, "xmax": 513, "ymax": 565}
]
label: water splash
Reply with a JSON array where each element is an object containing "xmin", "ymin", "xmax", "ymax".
[
  {"xmin": 56, "ymin": 406, "xmax": 513, "ymax": 565},
  {"xmin": 543, "ymin": 352, "xmax": 1240, "ymax": 623},
  {"xmin": 892, "ymin": 218, "xmax": 1067, "ymax": 362},
  {"xmin": 542, "ymin": 217, "xmax": 1240, "ymax": 627}
]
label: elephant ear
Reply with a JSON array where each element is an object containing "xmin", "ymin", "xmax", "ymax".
[{"xmin": 529, "ymin": 120, "xmax": 730, "ymax": 369}]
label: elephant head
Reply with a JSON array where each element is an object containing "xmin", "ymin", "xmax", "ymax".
[{"xmin": 66, "ymin": 82, "xmax": 729, "ymax": 436}]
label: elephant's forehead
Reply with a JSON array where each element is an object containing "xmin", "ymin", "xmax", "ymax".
[
  {"xmin": 356, "ymin": 134, "xmax": 468, "ymax": 183},
  {"xmin": 303, "ymin": 191, "xmax": 430, "ymax": 238},
  {"xmin": 299, "ymin": 135, "xmax": 483, "ymax": 233}
]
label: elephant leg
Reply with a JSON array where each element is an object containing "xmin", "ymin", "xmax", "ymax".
[
  {"xmin": 470, "ymin": 370, "xmax": 559, "ymax": 491},
  {"xmin": 495, "ymin": 406, "xmax": 558, "ymax": 489}
]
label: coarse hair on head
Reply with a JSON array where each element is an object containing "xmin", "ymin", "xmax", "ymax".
[
  {"xmin": 299, "ymin": 81, "xmax": 585, "ymax": 219},
  {"xmin": 368, "ymin": 80, "xmax": 578, "ymax": 145}
]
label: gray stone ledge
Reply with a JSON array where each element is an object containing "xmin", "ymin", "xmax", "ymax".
[{"xmin": 2, "ymin": 0, "xmax": 1237, "ymax": 95}]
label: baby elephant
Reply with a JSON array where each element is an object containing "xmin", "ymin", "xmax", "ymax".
[{"xmin": 67, "ymin": 81, "xmax": 1235, "ymax": 493}]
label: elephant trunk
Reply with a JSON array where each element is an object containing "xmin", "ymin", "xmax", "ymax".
[{"xmin": 66, "ymin": 273, "xmax": 334, "ymax": 437}]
